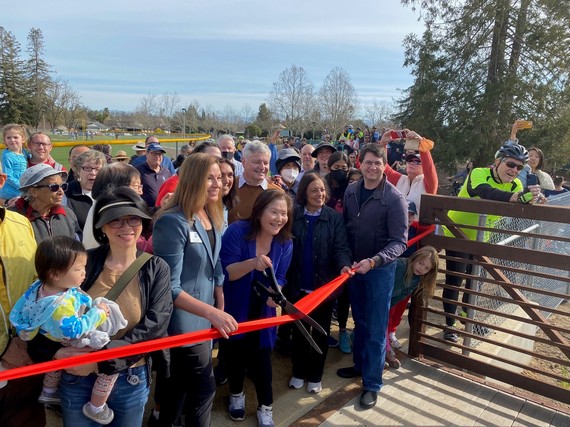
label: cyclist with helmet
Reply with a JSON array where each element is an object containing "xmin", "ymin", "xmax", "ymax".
[{"xmin": 441, "ymin": 142, "xmax": 543, "ymax": 342}]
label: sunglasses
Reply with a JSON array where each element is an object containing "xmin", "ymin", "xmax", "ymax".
[
  {"xmin": 502, "ymin": 159, "xmax": 524, "ymax": 171},
  {"xmin": 407, "ymin": 160, "xmax": 421, "ymax": 165},
  {"xmin": 33, "ymin": 183, "xmax": 68, "ymax": 192}
]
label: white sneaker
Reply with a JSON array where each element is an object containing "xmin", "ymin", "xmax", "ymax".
[
  {"xmin": 82, "ymin": 402, "xmax": 114, "ymax": 425},
  {"xmin": 389, "ymin": 332, "xmax": 401, "ymax": 349},
  {"xmin": 229, "ymin": 392, "xmax": 245, "ymax": 421},
  {"xmin": 257, "ymin": 405, "xmax": 274, "ymax": 427},
  {"xmin": 288, "ymin": 376, "xmax": 304, "ymax": 389},
  {"xmin": 306, "ymin": 381, "xmax": 322, "ymax": 394}
]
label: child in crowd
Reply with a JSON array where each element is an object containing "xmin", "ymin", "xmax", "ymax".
[
  {"xmin": 544, "ymin": 176, "xmax": 569, "ymax": 198},
  {"xmin": 9, "ymin": 236, "xmax": 127, "ymax": 425},
  {"xmin": 386, "ymin": 246, "xmax": 439, "ymax": 368},
  {"xmin": 347, "ymin": 168, "xmax": 363, "ymax": 184},
  {"xmin": 388, "ymin": 201, "xmax": 433, "ymax": 351},
  {"xmin": 0, "ymin": 123, "xmax": 28, "ymax": 206}
]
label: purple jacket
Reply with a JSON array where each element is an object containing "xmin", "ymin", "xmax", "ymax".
[
  {"xmin": 221, "ymin": 221, "xmax": 293, "ymax": 349},
  {"xmin": 343, "ymin": 176, "xmax": 408, "ymax": 266}
]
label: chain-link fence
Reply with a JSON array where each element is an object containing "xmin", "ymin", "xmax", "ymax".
[{"xmin": 465, "ymin": 192, "xmax": 570, "ymax": 339}]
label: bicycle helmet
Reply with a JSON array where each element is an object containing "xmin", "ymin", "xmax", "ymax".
[{"xmin": 494, "ymin": 142, "xmax": 529, "ymax": 162}]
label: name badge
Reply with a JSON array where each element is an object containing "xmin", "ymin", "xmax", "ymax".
[{"xmin": 189, "ymin": 231, "xmax": 202, "ymax": 243}]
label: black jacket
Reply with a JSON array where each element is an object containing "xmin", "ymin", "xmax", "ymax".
[
  {"xmin": 343, "ymin": 177, "xmax": 408, "ymax": 265},
  {"xmin": 285, "ymin": 205, "xmax": 352, "ymax": 300},
  {"xmin": 65, "ymin": 179, "xmax": 93, "ymax": 230},
  {"xmin": 29, "ymin": 245, "xmax": 173, "ymax": 376}
]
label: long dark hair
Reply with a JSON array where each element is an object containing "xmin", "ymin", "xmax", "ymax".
[
  {"xmin": 219, "ymin": 158, "xmax": 238, "ymax": 211},
  {"xmin": 92, "ymin": 163, "xmax": 141, "ymax": 199},
  {"xmin": 245, "ymin": 189, "xmax": 292, "ymax": 243}
]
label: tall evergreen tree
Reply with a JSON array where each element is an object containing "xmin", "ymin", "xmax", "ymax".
[
  {"xmin": 399, "ymin": 0, "xmax": 570, "ymax": 167},
  {"xmin": 25, "ymin": 28, "xmax": 52, "ymax": 130},
  {"xmin": 0, "ymin": 27, "xmax": 28, "ymax": 124}
]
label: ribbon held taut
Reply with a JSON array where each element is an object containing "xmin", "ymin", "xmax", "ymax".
[
  {"xmin": 0, "ymin": 225, "xmax": 435, "ymax": 383},
  {"xmin": 0, "ymin": 272, "xmax": 352, "ymax": 382}
]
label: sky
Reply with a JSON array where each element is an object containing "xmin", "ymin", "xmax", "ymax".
[{"xmin": 6, "ymin": 0, "xmax": 426, "ymax": 114}]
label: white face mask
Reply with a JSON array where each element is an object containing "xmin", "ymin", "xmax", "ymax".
[{"xmin": 281, "ymin": 168, "xmax": 299, "ymax": 183}]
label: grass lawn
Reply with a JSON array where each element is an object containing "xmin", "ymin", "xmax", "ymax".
[{"xmin": 1, "ymin": 132, "xmax": 210, "ymax": 166}]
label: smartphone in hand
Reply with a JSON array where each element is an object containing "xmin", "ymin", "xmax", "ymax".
[{"xmin": 527, "ymin": 173, "xmax": 538, "ymax": 186}]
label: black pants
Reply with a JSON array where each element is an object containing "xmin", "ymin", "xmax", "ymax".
[
  {"xmin": 158, "ymin": 341, "xmax": 215, "ymax": 427},
  {"xmin": 222, "ymin": 332, "xmax": 273, "ymax": 407},
  {"xmin": 290, "ymin": 295, "xmax": 333, "ymax": 382},
  {"xmin": 442, "ymin": 249, "xmax": 473, "ymax": 326},
  {"xmin": 0, "ymin": 374, "xmax": 44, "ymax": 427},
  {"xmin": 336, "ymin": 284, "xmax": 351, "ymax": 330}
]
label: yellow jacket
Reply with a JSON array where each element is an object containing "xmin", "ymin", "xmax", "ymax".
[{"xmin": 0, "ymin": 208, "xmax": 37, "ymax": 356}]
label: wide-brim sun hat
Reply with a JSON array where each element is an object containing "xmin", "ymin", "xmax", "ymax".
[
  {"xmin": 94, "ymin": 200, "xmax": 152, "ymax": 229},
  {"xmin": 19, "ymin": 164, "xmax": 68, "ymax": 190},
  {"xmin": 311, "ymin": 142, "xmax": 337, "ymax": 158},
  {"xmin": 114, "ymin": 150, "xmax": 129, "ymax": 160},
  {"xmin": 132, "ymin": 142, "xmax": 146, "ymax": 151}
]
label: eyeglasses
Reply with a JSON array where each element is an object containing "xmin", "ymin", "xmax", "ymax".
[
  {"xmin": 30, "ymin": 141, "xmax": 51, "ymax": 147},
  {"xmin": 502, "ymin": 159, "xmax": 524, "ymax": 171},
  {"xmin": 107, "ymin": 217, "xmax": 142, "ymax": 229},
  {"xmin": 81, "ymin": 165, "xmax": 102, "ymax": 173},
  {"xmin": 362, "ymin": 160, "xmax": 383, "ymax": 168},
  {"xmin": 33, "ymin": 183, "xmax": 68, "ymax": 192}
]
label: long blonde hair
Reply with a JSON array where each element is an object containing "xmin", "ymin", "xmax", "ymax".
[
  {"xmin": 2, "ymin": 123, "xmax": 27, "ymax": 146},
  {"xmin": 405, "ymin": 246, "xmax": 439, "ymax": 303},
  {"xmin": 158, "ymin": 153, "xmax": 223, "ymax": 231}
]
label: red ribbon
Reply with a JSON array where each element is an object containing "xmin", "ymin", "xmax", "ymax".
[
  {"xmin": 0, "ymin": 225, "xmax": 435, "ymax": 383},
  {"xmin": 0, "ymin": 272, "xmax": 351, "ymax": 382}
]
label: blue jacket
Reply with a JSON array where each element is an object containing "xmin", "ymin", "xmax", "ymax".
[
  {"xmin": 153, "ymin": 208, "xmax": 224, "ymax": 341},
  {"xmin": 221, "ymin": 221, "xmax": 293, "ymax": 348},
  {"xmin": 0, "ymin": 149, "xmax": 27, "ymax": 199},
  {"xmin": 343, "ymin": 176, "xmax": 408, "ymax": 265}
]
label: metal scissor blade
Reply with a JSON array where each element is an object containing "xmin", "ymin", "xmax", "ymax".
[
  {"xmin": 281, "ymin": 301, "xmax": 326, "ymax": 336},
  {"xmin": 263, "ymin": 266, "xmax": 327, "ymax": 336},
  {"xmin": 293, "ymin": 319, "xmax": 323, "ymax": 354}
]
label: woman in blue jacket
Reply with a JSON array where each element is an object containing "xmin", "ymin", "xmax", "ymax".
[
  {"xmin": 153, "ymin": 153, "xmax": 238, "ymax": 427},
  {"xmin": 221, "ymin": 189, "xmax": 293, "ymax": 427}
]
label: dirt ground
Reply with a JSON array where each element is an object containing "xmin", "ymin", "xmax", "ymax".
[{"xmin": 520, "ymin": 300, "xmax": 570, "ymax": 401}]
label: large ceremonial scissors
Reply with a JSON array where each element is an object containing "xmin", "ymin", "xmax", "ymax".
[{"xmin": 253, "ymin": 266, "xmax": 326, "ymax": 354}]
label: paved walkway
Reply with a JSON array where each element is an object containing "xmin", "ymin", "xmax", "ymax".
[
  {"xmin": 209, "ymin": 321, "xmax": 570, "ymax": 427},
  {"xmin": 46, "ymin": 323, "xmax": 569, "ymax": 426}
]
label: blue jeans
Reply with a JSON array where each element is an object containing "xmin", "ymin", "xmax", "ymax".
[
  {"xmin": 59, "ymin": 364, "xmax": 150, "ymax": 427},
  {"xmin": 349, "ymin": 261, "xmax": 396, "ymax": 392}
]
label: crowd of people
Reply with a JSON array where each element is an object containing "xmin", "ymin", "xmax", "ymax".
[{"xmin": 0, "ymin": 122, "xmax": 557, "ymax": 427}]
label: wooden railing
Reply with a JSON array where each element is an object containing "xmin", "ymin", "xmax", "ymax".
[{"xmin": 409, "ymin": 194, "xmax": 570, "ymax": 406}]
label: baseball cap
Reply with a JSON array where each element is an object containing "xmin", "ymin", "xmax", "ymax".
[
  {"xmin": 147, "ymin": 143, "xmax": 166, "ymax": 154},
  {"xmin": 405, "ymin": 153, "xmax": 421, "ymax": 163}
]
